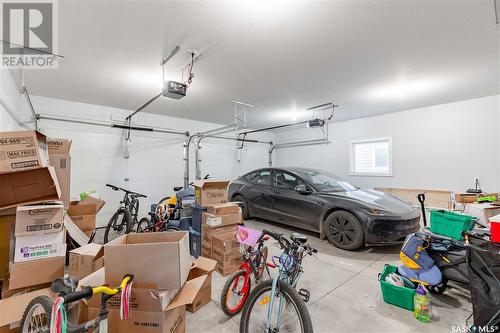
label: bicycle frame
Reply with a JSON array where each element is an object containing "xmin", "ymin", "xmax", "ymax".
[{"xmin": 265, "ymin": 253, "xmax": 302, "ymax": 332}]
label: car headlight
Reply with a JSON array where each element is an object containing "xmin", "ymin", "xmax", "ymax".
[{"xmin": 363, "ymin": 208, "xmax": 397, "ymax": 217}]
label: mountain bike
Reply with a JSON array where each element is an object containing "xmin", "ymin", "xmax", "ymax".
[
  {"xmin": 136, "ymin": 202, "xmax": 179, "ymax": 233},
  {"xmin": 239, "ymin": 230, "xmax": 317, "ymax": 333},
  {"xmin": 221, "ymin": 226, "xmax": 276, "ymax": 316},
  {"xmin": 20, "ymin": 274, "xmax": 133, "ymax": 333},
  {"xmin": 104, "ymin": 184, "xmax": 148, "ymax": 243}
]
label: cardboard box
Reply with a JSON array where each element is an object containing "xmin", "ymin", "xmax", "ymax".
[
  {"xmin": 79, "ymin": 196, "xmax": 105, "ymax": 212},
  {"xmin": 15, "ymin": 202, "xmax": 64, "ymax": 236},
  {"xmin": 9, "ymin": 255, "xmax": 64, "ymax": 290},
  {"xmin": 47, "ymin": 138, "xmax": 71, "ymax": 155},
  {"xmin": 186, "ymin": 256, "xmax": 216, "ymax": 313},
  {"xmin": 0, "ymin": 167, "xmax": 61, "ymax": 211},
  {"xmin": 464, "ymin": 203, "xmax": 500, "ymax": 227},
  {"xmin": 201, "ymin": 243, "xmax": 212, "ymax": 258},
  {"xmin": 212, "ymin": 231, "xmax": 239, "ymax": 255},
  {"xmin": 215, "ymin": 262, "xmax": 240, "ymax": 277},
  {"xmin": 48, "ymin": 139, "xmax": 71, "ymax": 209},
  {"xmin": 0, "ymin": 215, "xmax": 15, "ymax": 279},
  {"xmin": 0, "ymin": 131, "xmax": 49, "ymax": 174},
  {"xmin": 83, "ymin": 268, "xmax": 206, "ymax": 333},
  {"xmin": 201, "ymin": 224, "xmax": 236, "ymax": 244},
  {"xmin": 14, "ymin": 231, "xmax": 66, "ymax": 263},
  {"xmin": 192, "ymin": 180, "xmax": 230, "ymax": 207},
  {"xmin": 67, "ymin": 200, "xmax": 100, "ymax": 231},
  {"xmin": 0, "ymin": 287, "xmax": 53, "ymax": 328},
  {"xmin": 206, "ymin": 202, "xmax": 240, "ymax": 215},
  {"xmin": 203, "ymin": 211, "xmax": 242, "ymax": 228},
  {"xmin": 105, "ymin": 232, "xmax": 192, "ymax": 290},
  {"xmin": 68, "ymin": 243, "xmax": 104, "ymax": 280}
]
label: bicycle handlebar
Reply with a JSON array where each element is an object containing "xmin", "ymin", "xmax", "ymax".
[
  {"xmin": 106, "ymin": 184, "xmax": 147, "ymax": 198},
  {"xmin": 62, "ymin": 274, "xmax": 134, "ymax": 304},
  {"xmin": 259, "ymin": 230, "xmax": 317, "ymax": 255}
]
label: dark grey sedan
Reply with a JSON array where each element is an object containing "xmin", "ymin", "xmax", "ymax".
[{"xmin": 229, "ymin": 167, "xmax": 420, "ymax": 251}]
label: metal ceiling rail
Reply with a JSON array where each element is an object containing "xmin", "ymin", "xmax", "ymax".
[
  {"xmin": 268, "ymin": 138, "xmax": 329, "ymax": 166},
  {"xmin": 37, "ymin": 114, "xmax": 189, "ymax": 136}
]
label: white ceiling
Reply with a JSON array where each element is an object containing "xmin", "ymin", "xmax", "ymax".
[{"xmin": 24, "ymin": 0, "xmax": 500, "ymax": 126}]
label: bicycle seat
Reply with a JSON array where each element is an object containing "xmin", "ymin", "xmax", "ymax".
[
  {"xmin": 291, "ymin": 233, "xmax": 307, "ymax": 244},
  {"xmin": 51, "ymin": 277, "xmax": 79, "ymax": 295}
]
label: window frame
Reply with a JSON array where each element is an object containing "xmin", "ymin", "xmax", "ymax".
[
  {"xmin": 273, "ymin": 170, "xmax": 304, "ymax": 190},
  {"xmin": 245, "ymin": 169, "xmax": 273, "ymax": 187},
  {"xmin": 349, "ymin": 137, "xmax": 393, "ymax": 177}
]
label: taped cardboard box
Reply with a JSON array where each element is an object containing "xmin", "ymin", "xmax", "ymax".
[
  {"xmin": 68, "ymin": 243, "xmax": 104, "ymax": 280},
  {"xmin": 186, "ymin": 256, "xmax": 216, "ymax": 313},
  {"xmin": 0, "ymin": 130, "xmax": 49, "ymax": 174},
  {"xmin": 192, "ymin": 180, "xmax": 230, "ymax": 207},
  {"xmin": 201, "ymin": 223, "xmax": 236, "ymax": 244},
  {"xmin": 83, "ymin": 268, "xmax": 206, "ymax": 333},
  {"xmin": 206, "ymin": 202, "xmax": 240, "ymax": 215},
  {"xmin": 0, "ymin": 215, "xmax": 15, "ymax": 279},
  {"xmin": 203, "ymin": 211, "xmax": 242, "ymax": 228},
  {"xmin": 201, "ymin": 243, "xmax": 212, "ymax": 258},
  {"xmin": 0, "ymin": 287, "xmax": 53, "ymax": 330},
  {"xmin": 0, "ymin": 167, "xmax": 61, "ymax": 211},
  {"xmin": 212, "ymin": 231, "xmax": 239, "ymax": 255},
  {"xmin": 15, "ymin": 202, "xmax": 64, "ymax": 236},
  {"xmin": 105, "ymin": 231, "xmax": 192, "ymax": 290},
  {"xmin": 47, "ymin": 139, "xmax": 72, "ymax": 208},
  {"xmin": 14, "ymin": 230, "xmax": 66, "ymax": 263},
  {"xmin": 9, "ymin": 255, "xmax": 64, "ymax": 290},
  {"xmin": 67, "ymin": 199, "xmax": 103, "ymax": 231}
]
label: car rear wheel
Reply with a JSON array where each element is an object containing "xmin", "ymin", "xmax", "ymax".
[
  {"xmin": 325, "ymin": 211, "xmax": 364, "ymax": 251},
  {"xmin": 233, "ymin": 195, "xmax": 250, "ymax": 220}
]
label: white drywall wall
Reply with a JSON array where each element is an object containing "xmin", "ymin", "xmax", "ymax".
[
  {"xmin": 0, "ymin": 69, "xmax": 30, "ymax": 131},
  {"xmin": 30, "ymin": 95, "xmax": 273, "ymax": 225},
  {"xmin": 274, "ymin": 95, "xmax": 500, "ymax": 193}
]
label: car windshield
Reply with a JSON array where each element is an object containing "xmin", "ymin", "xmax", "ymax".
[{"xmin": 296, "ymin": 170, "xmax": 358, "ymax": 192}]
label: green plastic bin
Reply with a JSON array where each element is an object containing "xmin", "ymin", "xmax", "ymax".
[
  {"xmin": 429, "ymin": 210, "xmax": 476, "ymax": 240},
  {"xmin": 379, "ymin": 264, "xmax": 416, "ymax": 311}
]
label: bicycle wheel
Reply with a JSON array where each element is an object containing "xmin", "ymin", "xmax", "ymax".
[
  {"xmin": 221, "ymin": 269, "xmax": 251, "ymax": 316},
  {"xmin": 255, "ymin": 246, "xmax": 269, "ymax": 281},
  {"xmin": 240, "ymin": 279, "xmax": 313, "ymax": 333},
  {"xmin": 104, "ymin": 207, "xmax": 132, "ymax": 243},
  {"xmin": 135, "ymin": 217, "xmax": 150, "ymax": 233},
  {"xmin": 21, "ymin": 295, "xmax": 53, "ymax": 333}
]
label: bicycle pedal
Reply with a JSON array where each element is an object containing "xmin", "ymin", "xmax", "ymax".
[{"xmin": 298, "ymin": 288, "xmax": 310, "ymax": 303}]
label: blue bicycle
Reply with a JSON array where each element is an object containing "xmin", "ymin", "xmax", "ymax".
[{"xmin": 239, "ymin": 230, "xmax": 316, "ymax": 333}]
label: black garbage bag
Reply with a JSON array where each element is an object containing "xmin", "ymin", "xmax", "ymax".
[{"xmin": 467, "ymin": 239, "xmax": 500, "ymax": 332}]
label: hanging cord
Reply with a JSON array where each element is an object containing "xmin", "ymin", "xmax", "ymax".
[
  {"xmin": 120, "ymin": 280, "xmax": 133, "ymax": 320},
  {"xmin": 185, "ymin": 52, "xmax": 195, "ymax": 85},
  {"xmin": 50, "ymin": 297, "xmax": 67, "ymax": 333}
]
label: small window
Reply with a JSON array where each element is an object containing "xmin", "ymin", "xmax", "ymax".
[
  {"xmin": 274, "ymin": 171, "xmax": 302, "ymax": 190},
  {"xmin": 246, "ymin": 170, "xmax": 271, "ymax": 186},
  {"xmin": 349, "ymin": 138, "xmax": 392, "ymax": 176}
]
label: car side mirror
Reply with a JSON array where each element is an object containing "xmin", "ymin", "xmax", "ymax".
[{"xmin": 295, "ymin": 185, "xmax": 311, "ymax": 194}]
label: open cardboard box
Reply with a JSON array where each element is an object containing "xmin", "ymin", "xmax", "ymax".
[
  {"xmin": 104, "ymin": 231, "xmax": 192, "ymax": 290},
  {"xmin": 47, "ymin": 138, "xmax": 72, "ymax": 208},
  {"xmin": 68, "ymin": 243, "xmax": 104, "ymax": 280},
  {"xmin": 0, "ymin": 287, "xmax": 54, "ymax": 330},
  {"xmin": 67, "ymin": 198, "xmax": 105, "ymax": 231},
  {"xmin": 186, "ymin": 256, "xmax": 216, "ymax": 313},
  {"xmin": 192, "ymin": 180, "xmax": 230, "ymax": 207},
  {"xmin": 0, "ymin": 167, "xmax": 61, "ymax": 211},
  {"xmin": 82, "ymin": 268, "xmax": 206, "ymax": 333}
]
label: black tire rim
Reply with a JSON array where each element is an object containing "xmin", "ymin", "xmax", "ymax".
[{"xmin": 329, "ymin": 216, "xmax": 356, "ymax": 246}]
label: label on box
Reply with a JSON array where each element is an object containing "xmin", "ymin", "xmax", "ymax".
[
  {"xmin": 14, "ymin": 232, "xmax": 65, "ymax": 262},
  {"xmin": 206, "ymin": 216, "xmax": 222, "ymax": 227}
]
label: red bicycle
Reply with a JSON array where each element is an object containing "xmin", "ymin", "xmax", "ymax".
[{"xmin": 220, "ymin": 227, "xmax": 276, "ymax": 316}]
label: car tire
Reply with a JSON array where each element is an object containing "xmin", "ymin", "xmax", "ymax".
[
  {"xmin": 325, "ymin": 211, "xmax": 364, "ymax": 251},
  {"xmin": 233, "ymin": 195, "xmax": 250, "ymax": 220}
]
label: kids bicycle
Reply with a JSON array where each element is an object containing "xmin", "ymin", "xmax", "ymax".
[
  {"xmin": 220, "ymin": 226, "xmax": 276, "ymax": 316},
  {"xmin": 20, "ymin": 274, "xmax": 133, "ymax": 333},
  {"xmin": 239, "ymin": 230, "xmax": 317, "ymax": 333}
]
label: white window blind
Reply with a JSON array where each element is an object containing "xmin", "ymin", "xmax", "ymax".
[{"xmin": 350, "ymin": 138, "xmax": 392, "ymax": 176}]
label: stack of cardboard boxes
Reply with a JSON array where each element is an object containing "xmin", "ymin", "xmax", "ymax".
[
  {"xmin": 79, "ymin": 231, "xmax": 216, "ymax": 333},
  {"xmin": 0, "ymin": 130, "xmax": 70, "ymax": 330},
  {"xmin": 193, "ymin": 180, "xmax": 244, "ymax": 276}
]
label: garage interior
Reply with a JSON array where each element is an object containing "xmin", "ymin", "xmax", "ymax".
[{"xmin": 0, "ymin": 1, "xmax": 499, "ymax": 333}]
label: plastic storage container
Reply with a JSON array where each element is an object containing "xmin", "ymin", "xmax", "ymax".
[
  {"xmin": 489, "ymin": 218, "xmax": 500, "ymax": 243},
  {"xmin": 429, "ymin": 210, "xmax": 475, "ymax": 240},
  {"xmin": 379, "ymin": 264, "xmax": 416, "ymax": 311}
]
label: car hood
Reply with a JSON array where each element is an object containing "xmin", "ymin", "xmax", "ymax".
[{"xmin": 320, "ymin": 189, "xmax": 416, "ymax": 215}]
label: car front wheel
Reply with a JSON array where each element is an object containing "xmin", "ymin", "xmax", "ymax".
[{"xmin": 325, "ymin": 211, "xmax": 364, "ymax": 251}]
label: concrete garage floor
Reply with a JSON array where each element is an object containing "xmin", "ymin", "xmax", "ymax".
[{"xmin": 187, "ymin": 219, "xmax": 473, "ymax": 333}]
